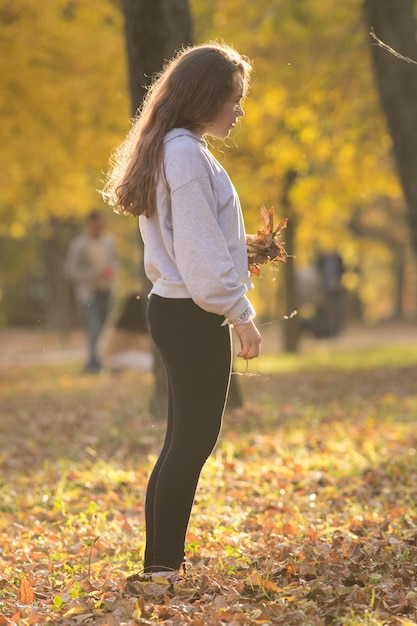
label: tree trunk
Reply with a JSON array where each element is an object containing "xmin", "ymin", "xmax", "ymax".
[
  {"xmin": 363, "ymin": 0, "xmax": 417, "ymax": 254},
  {"xmin": 227, "ymin": 373, "xmax": 243, "ymax": 409},
  {"xmin": 122, "ymin": 0, "xmax": 193, "ymax": 117},
  {"xmin": 392, "ymin": 242, "xmax": 406, "ymax": 319},
  {"xmin": 281, "ymin": 171, "xmax": 299, "ymax": 353}
]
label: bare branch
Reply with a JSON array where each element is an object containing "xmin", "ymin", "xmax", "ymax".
[{"xmin": 370, "ymin": 28, "xmax": 417, "ymax": 65}]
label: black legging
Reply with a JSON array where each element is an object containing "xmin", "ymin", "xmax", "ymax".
[{"xmin": 144, "ymin": 295, "xmax": 232, "ymax": 572}]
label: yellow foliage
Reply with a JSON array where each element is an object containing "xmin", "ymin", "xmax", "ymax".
[
  {"xmin": 0, "ymin": 0, "xmax": 129, "ymax": 228},
  {"xmin": 1, "ymin": 0, "xmax": 401, "ymax": 244},
  {"xmin": 191, "ymin": 0, "xmax": 400, "ymax": 262},
  {"xmin": 0, "ymin": 0, "xmax": 409, "ymax": 321},
  {"xmin": 9, "ymin": 222, "xmax": 26, "ymax": 239}
]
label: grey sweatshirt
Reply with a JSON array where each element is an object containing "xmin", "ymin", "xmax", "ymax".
[{"xmin": 139, "ymin": 128, "xmax": 254, "ymax": 322}]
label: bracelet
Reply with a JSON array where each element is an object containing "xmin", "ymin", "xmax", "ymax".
[{"xmin": 228, "ymin": 305, "xmax": 253, "ymax": 326}]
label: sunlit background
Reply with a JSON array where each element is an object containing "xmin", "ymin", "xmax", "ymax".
[{"xmin": 0, "ymin": 0, "xmax": 415, "ymax": 333}]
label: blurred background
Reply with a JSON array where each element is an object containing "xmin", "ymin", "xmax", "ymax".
[{"xmin": 1, "ymin": 0, "xmax": 416, "ymax": 356}]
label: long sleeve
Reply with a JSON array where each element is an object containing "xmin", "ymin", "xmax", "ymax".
[{"xmin": 171, "ymin": 177, "xmax": 251, "ymax": 320}]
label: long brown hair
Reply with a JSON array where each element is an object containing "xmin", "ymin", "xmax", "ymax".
[{"xmin": 102, "ymin": 43, "xmax": 252, "ymax": 217}]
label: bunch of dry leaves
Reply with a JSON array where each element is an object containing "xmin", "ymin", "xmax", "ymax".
[{"xmin": 246, "ymin": 207, "xmax": 288, "ymax": 276}]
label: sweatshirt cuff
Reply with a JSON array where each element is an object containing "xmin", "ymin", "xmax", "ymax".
[{"xmin": 223, "ymin": 303, "xmax": 256, "ymax": 326}]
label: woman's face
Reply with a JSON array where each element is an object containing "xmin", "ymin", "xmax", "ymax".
[{"xmin": 203, "ymin": 73, "xmax": 245, "ymax": 139}]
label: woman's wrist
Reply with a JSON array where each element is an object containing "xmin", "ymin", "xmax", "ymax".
[{"xmin": 234, "ymin": 320, "xmax": 255, "ymax": 336}]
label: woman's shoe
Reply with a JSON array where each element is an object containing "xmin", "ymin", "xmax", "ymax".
[
  {"xmin": 150, "ymin": 569, "xmax": 180, "ymax": 585},
  {"xmin": 125, "ymin": 569, "xmax": 180, "ymax": 595}
]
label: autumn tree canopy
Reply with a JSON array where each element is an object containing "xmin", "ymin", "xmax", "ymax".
[
  {"xmin": 0, "ymin": 0, "xmax": 414, "ymax": 324},
  {"xmin": 0, "ymin": 0, "xmax": 129, "ymax": 234}
]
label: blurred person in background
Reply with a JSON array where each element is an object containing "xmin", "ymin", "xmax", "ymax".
[
  {"xmin": 315, "ymin": 250, "xmax": 346, "ymax": 337},
  {"xmin": 65, "ymin": 210, "xmax": 118, "ymax": 373}
]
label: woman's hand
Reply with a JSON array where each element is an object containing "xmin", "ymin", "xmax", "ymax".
[{"xmin": 234, "ymin": 320, "xmax": 261, "ymax": 360}]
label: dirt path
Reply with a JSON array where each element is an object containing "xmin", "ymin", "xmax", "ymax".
[
  {"xmin": 0, "ymin": 327, "xmax": 152, "ymax": 369},
  {"xmin": 1, "ymin": 320, "xmax": 416, "ymax": 368}
]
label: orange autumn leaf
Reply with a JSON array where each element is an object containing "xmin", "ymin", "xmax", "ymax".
[
  {"xmin": 247, "ymin": 572, "xmax": 279, "ymax": 593},
  {"xmin": 18, "ymin": 577, "xmax": 35, "ymax": 604},
  {"xmin": 247, "ymin": 572, "xmax": 264, "ymax": 586},
  {"xmin": 263, "ymin": 579, "xmax": 280, "ymax": 593},
  {"xmin": 29, "ymin": 551, "xmax": 47, "ymax": 561}
]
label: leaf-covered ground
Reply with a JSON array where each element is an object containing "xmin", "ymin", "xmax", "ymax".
[{"xmin": 1, "ymin": 325, "xmax": 417, "ymax": 625}]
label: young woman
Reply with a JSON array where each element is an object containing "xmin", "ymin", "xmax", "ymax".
[{"xmin": 103, "ymin": 42, "xmax": 261, "ymax": 583}]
